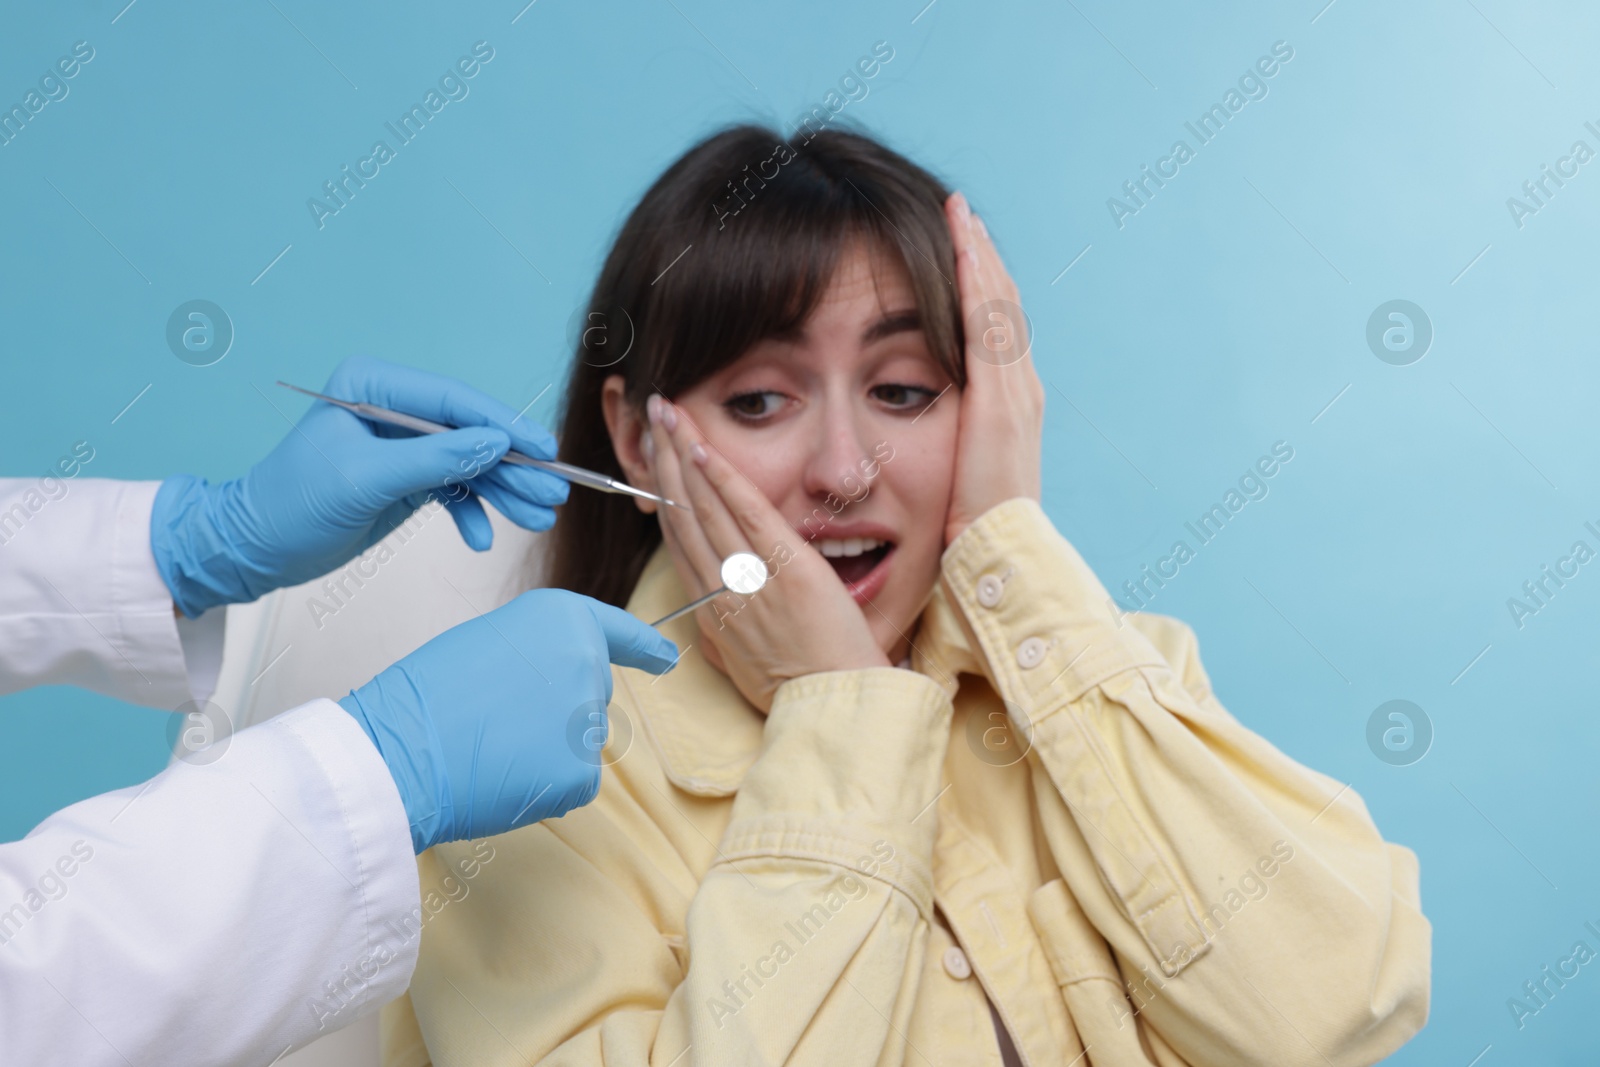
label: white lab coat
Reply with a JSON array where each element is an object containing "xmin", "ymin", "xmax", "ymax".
[{"xmin": 0, "ymin": 478, "xmax": 421, "ymax": 1066}]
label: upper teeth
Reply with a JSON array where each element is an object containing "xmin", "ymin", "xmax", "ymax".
[{"xmin": 816, "ymin": 537, "xmax": 883, "ymax": 558}]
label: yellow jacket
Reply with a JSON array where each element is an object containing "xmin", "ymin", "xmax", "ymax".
[{"xmin": 381, "ymin": 498, "xmax": 1430, "ymax": 1066}]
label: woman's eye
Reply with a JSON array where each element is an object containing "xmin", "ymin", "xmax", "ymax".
[
  {"xmin": 724, "ymin": 391, "xmax": 784, "ymax": 420},
  {"xmin": 871, "ymin": 383, "xmax": 938, "ymax": 411}
]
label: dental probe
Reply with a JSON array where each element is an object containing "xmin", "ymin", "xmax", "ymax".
[{"xmin": 276, "ymin": 381, "xmax": 688, "ymax": 511}]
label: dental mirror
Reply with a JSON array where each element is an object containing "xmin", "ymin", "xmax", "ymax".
[{"xmin": 650, "ymin": 551, "xmax": 768, "ymax": 627}]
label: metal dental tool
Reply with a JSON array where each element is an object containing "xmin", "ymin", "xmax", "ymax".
[
  {"xmin": 650, "ymin": 552, "xmax": 769, "ymax": 627},
  {"xmin": 276, "ymin": 381, "xmax": 687, "ymax": 511}
]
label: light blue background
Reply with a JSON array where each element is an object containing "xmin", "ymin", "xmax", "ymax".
[{"xmin": 3, "ymin": 0, "xmax": 1596, "ymax": 1061}]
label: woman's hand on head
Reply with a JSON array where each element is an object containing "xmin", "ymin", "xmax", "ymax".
[
  {"xmin": 942, "ymin": 192, "xmax": 1045, "ymax": 547},
  {"xmin": 646, "ymin": 393, "xmax": 891, "ymax": 712}
]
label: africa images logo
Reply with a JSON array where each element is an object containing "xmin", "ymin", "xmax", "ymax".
[
  {"xmin": 1106, "ymin": 40, "xmax": 1295, "ymax": 229},
  {"xmin": 307, "ymin": 42, "xmax": 496, "ymax": 230}
]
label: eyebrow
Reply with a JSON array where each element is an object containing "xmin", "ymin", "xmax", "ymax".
[
  {"xmin": 766, "ymin": 307, "xmax": 922, "ymax": 347},
  {"xmin": 861, "ymin": 308, "xmax": 921, "ymax": 345}
]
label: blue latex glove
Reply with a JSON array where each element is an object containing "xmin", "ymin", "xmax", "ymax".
[
  {"xmin": 338, "ymin": 589, "xmax": 678, "ymax": 852},
  {"xmin": 151, "ymin": 355, "xmax": 568, "ymax": 617}
]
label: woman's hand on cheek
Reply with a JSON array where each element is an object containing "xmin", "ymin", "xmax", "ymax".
[
  {"xmin": 646, "ymin": 396, "xmax": 890, "ymax": 712},
  {"xmin": 942, "ymin": 191, "xmax": 1045, "ymax": 547}
]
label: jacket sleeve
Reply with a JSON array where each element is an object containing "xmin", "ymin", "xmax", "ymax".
[
  {"xmin": 938, "ymin": 498, "xmax": 1430, "ymax": 1067},
  {"xmin": 673, "ymin": 668, "xmax": 953, "ymax": 1064},
  {"xmin": 0, "ymin": 477, "xmax": 223, "ymax": 707},
  {"xmin": 388, "ymin": 667, "xmax": 954, "ymax": 1067}
]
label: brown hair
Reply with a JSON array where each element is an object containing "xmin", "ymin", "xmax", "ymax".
[{"xmin": 541, "ymin": 122, "xmax": 966, "ymax": 607}]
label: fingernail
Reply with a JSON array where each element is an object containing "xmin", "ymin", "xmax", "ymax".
[
  {"xmin": 646, "ymin": 394, "xmax": 660, "ymax": 424},
  {"xmin": 956, "ymin": 191, "xmax": 972, "ymax": 230},
  {"xmin": 661, "ymin": 402, "xmax": 678, "ymax": 432},
  {"xmin": 975, "ymin": 215, "xmax": 988, "ymax": 238},
  {"xmin": 690, "ymin": 442, "xmax": 707, "ymax": 465}
]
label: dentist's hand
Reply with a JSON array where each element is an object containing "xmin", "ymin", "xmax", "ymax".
[
  {"xmin": 339, "ymin": 588, "xmax": 680, "ymax": 853},
  {"xmin": 150, "ymin": 355, "xmax": 568, "ymax": 617}
]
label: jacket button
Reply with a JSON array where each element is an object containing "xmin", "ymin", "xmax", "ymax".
[
  {"xmin": 1016, "ymin": 637, "xmax": 1047, "ymax": 669},
  {"xmin": 942, "ymin": 945, "xmax": 972, "ymax": 980},
  {"xmin": 976, "ymin": 574, "xmax": 1004, "ymax": 608}
]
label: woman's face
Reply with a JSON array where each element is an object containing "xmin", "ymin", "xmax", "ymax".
[{"xmin": 606, "ymin": 239, "xmax": 960, "ymax": 664}]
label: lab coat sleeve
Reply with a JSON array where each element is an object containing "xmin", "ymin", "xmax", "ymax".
[
  {"xmin": 940, "ymin": 497, "xmax": 1431, "ymax": 1067},
  {"xmin": 0, "ymin": 697, "xmax": 422, "ymax": 1067},
  {"xmin": 0, "ymin": 477, "xmax": 224, "ymax": 708}
]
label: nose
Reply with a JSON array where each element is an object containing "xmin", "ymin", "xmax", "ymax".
[{"xmin": 800, "ymin": 395, "xmax": 874, "ymax": 505}]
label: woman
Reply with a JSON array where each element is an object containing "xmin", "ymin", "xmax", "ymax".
[{"xmin": 381, "ymin": 124, "xmax": 1430, "ymax": 1066}]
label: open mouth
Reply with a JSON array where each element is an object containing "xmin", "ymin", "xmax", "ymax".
[{"xmin": 817, "ymin": 538, "xmax": 894, "ymax": 588}]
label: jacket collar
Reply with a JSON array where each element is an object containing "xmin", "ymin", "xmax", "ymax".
[{"xmin": 615, "ymin": 543, "xmax": 984, "ymax": 797}]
